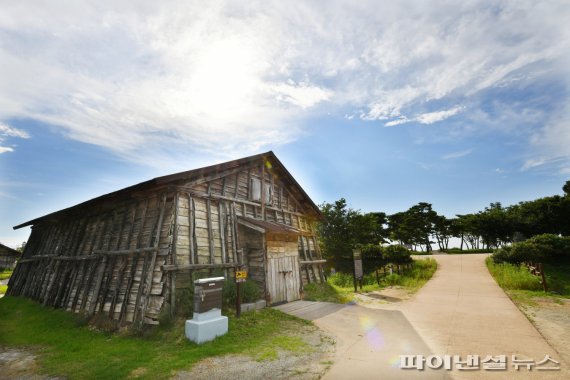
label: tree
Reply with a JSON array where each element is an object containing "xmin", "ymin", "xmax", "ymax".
[
  {"xmin": 563, "ymin": 180, "xmax": 570, "ymax": 197},
  {"xmin": 433, "ymin": 215, "xmax": 453, "ymax": 250},
  {"xmin": 389, "ymin": 203, "xmax": 437, "ymax": 252},
  {"xmin": 317, "ymin": 198, "xmax": 380, "ymax": 272}
]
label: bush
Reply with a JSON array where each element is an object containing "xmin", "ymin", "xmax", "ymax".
[
  {"xmin": 382, "ymin": 245, "xmax": 413, "ymax": 265},
  {"xmin": 223, "ymin": 279, "xmax": 261, "ymax": 307},
  {"xmin": 492, "ymin": 234, "xmax": 570, "ymax": 264},
  {"xmin": 328, "ymin": 272, "xmax": 356, "ymax": 287}
]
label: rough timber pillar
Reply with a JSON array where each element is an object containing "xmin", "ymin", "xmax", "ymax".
[{"xmin": 260, "ymin": 160, "xmax": 266, "ymax": 220}]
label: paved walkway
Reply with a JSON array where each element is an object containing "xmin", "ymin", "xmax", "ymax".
[{"xmin": 276, "ymin": 254, "xmax": 566, "ymax": 379}]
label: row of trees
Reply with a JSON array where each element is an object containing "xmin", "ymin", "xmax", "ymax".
[{"xmin": 318, "ymin": 181, "xmax": 570, "ymax": 268}]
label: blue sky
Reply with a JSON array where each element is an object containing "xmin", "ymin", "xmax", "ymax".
[{"xmin": 1, "ymin": 1, "xmax": 569, "ymax": 247}]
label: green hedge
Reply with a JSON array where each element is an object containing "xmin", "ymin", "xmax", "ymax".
[{"xmin": 492, "ymin": 234, "xmax": 570, "ymax": 265}]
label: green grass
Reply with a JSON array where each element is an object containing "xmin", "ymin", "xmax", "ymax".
[
  {"xmin": 486, "ymin": 258, "xmax": 570, "ymax": 299},
  {"xmin": 485, "ymin": 257, "xmax": 543, "ymax": 291},
  {"xmin": 0, "ymin": 296, "xmax": 312, "ymax": 379},
  {"xmin": 0, "ymin": 284, "xmax": 7, "ymax": 295},
  {"xmin": 303, "ymin": 258, "xmax": 437, "ymax": 302},
  {"xmin": 0, "ymin": 267, "xmax": 13, "ymax": 280}
]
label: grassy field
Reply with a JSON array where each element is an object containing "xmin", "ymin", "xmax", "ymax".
[
  {"xmin": 0, "ymin": 296, "xmax": 313, "ymax": 379},
  {"xmin": 485, "ymin": 257, "xmax": 570, "ymax": 303},
  {"xmin": 303, "ymin": 258, "xmax": 437, "ymax": 303}
]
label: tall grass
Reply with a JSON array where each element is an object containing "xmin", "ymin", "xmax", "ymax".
[{"xmin": 485, "ymin": 258, "xmax": 542, "ymax": 291}]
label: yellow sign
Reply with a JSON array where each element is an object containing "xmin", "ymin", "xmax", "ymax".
[{"xmin": 236, "ymin": 271, "xmax": 248, "ymax": 280}]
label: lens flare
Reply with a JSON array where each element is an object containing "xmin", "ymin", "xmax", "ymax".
[{"xmin": 359, "ymin": 315, "xmax": 385, "ymax": 350}]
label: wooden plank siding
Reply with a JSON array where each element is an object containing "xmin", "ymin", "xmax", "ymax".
[{"xmin": 8, "ymin": 152, "xmax": 324, "ymax": 326}]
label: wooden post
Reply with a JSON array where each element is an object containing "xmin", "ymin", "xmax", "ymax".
[
  {"xmin": 236, "ymin": 280, "xmax": 242, "ymax": 319},
  {"xmin": 188, "ymin": 194, "xmax": 196, "ymax": 264},
  {"xmin": 170, "ymin": 193, "xmax": 179, "ymax": 317},
  {"xmin": 88, "ymin": 255, "xmax": 108, "ymax": 315},
  {"xmin": 138, "ymin": 194, "xmax": 168, "ymax": 324},
  {"xmin": 206, "ymin": 186, "xmax": 215, "ymax": 265},
  {"xmin": 539, "ymin": 263, "xmax": 548, "ymax": 292},
  {"xmin": 260, "ymin": 162, "xmax": 266, "ymax": 220}
]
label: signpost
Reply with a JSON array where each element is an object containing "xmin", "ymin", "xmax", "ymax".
[
  {"xmin": 235, "ymin": 269, "xmax": 247, "ymax": 318},
  {"xmin": 352, "ymin": 248, "xmax": 363, "ymax": 292}
]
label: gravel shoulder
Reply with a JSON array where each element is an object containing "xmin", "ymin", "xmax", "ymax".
[{"xmin": 515, "ymin": 297, "xmax": 570, "ymax": 369}]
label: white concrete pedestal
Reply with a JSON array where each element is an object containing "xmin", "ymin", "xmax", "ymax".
[{"xmin": 185, "ymin": 309, "xmax": 228, "ymax": 344}]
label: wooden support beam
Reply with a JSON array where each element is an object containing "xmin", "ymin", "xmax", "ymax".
[
  {"xmin": 138, "ymin": 194, "xmax": 167, "ymax": 325},
  {"xmin": 260, "ymin": 162, "xmax": 266, "ymax": 220},
  {"xmin": 188, "ymin": 194, "xmax": 196, "ymax": 264},
  {"xmin": 170, "ymin": 193, "xmax": 179, "ymax": 317},
  {"xmin": 299, "ymin": 236, "xmax": 311, "ymax": 284},
  {"xmin": 300, "ymin": 259, "xmax": 327, "ymax": 265},
  {"xmin": 162, "ymin": 262, "xmax": 239, "ymax": 272},
  {"xmin": 206, "ymin": 197, "xmax": 215, "ymax": 264},
  {"xmin": 180, "ymin": 189, "xmax": 307, "ymax": 217},
  {"xmin": 219, "ymin": 202, "xmax": 227, "ymax": 264}
]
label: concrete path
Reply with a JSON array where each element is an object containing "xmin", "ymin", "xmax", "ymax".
[{"xmin": 276, "ymin": 254, "xmax": 566, "ymax": 379}]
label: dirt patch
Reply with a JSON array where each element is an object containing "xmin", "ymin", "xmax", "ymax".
[
  {"xmin": 519, "ymin": 298, "xmax": 570, "ymax": 367},
  {"xmin": 352, "ymin": 286, "xmax": 410, "ymax": 307},
  {"xmin": 0, "ymin": 347, "xmax": 61, "ymax": 380},
  {"xmin": 173, "ymin": 325, "xmax": 335, "ymax": 380}
]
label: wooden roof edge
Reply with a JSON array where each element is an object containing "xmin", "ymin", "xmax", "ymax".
[{"xmin": 13, "ymin": 151, "xmax": 322, "ymax": 229}]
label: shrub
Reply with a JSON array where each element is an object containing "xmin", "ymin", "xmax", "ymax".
[
  {"xmin": 384, "ymin": 273, "xmax": 401, "ymax": 286},
  {"xmin": 492, "ymin": 234, "xmax": 570, "ymax": 264},
  {"xmin": 328, "ymin": 272, "xmax": 356, "ymax": 287},
  {"xmin": 382, "ymin": 245, "xmax": 413, "ymax": 265},
  {"xmin": 223, "ymin": 279, "xmax": 261, "ymax": 307},
  {"xmin": 361, "ymin": 244, "xmax": 387, "ymax": 273}
]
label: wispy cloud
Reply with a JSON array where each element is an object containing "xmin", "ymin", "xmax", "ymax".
[
  {"xmin": 384, "ymin": 106, "xmax": 464, "ymax": 127},
  {"xmin": 0, "ymin": 122, "xmax": 29, "ymax": 153},
  {"xmin": 416, "ymin": 107, "xmax": 464, "ymax": 125},
  {"xmin": 441, "ymin": 149, "xmax": 473, "ymax": 160},
  {"xmin": 0, "ymin": 1, "xmax": 568, "ymax": 164}
]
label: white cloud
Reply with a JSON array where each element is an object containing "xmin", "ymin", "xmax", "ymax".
[
  {"xmin": 441, "ymin": 149, "xmax": 473, "ymax": 160},
  {"xmin": 271, "ymin": 80, "xmax": 333, "ymax": 109},
  {"xmin": 416, "ymin": 107, "xmax": 464, "ymax": 125},
  {"xmin": 0, "ymin": 123, "xmax": 30, "ymax": 139},
  {"xmin": 385, "ymin": 106, "xmax": 464, "ymax": 126},
  {"xmin": 0, "ymin": 122, "xmax": 29, "ymax": 153},
  {"xmin": 0, "ymin": 1, "xmax": 568, "ymax": 164},
  {"xmin": 0, "ymin": 146, "xmax": 15, "ymax": 154},
  {"xmin": 385, "ymin": 117, "xmax": 410, "ymax": 127}
]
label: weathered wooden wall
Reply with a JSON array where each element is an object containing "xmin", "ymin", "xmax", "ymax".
[{"xmin": 8, "ymin": 191, "xmax": 176, "ymax": 325}]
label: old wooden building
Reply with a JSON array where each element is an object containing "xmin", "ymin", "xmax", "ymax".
[
  {"xmin": 0, "ymin": 243, "xmax": 20, "ymax": 269},
  {"xmin": 8, "ymin": 152, "xmax": 325, "ymax": 325}
]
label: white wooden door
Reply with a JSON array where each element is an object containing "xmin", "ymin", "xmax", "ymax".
[{"xmin": 267, "ymin": 255, "xmax": 301, "ymax": 304}]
